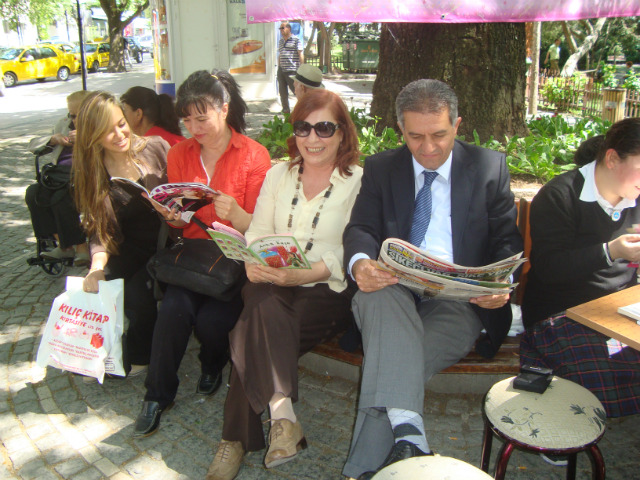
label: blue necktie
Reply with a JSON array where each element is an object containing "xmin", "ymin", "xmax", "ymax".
[{"xmin": 409, "ymin": 171, "xmax": 439, "ymax": 248}]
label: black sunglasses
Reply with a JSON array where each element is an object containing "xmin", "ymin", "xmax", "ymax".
[
  {"xmin": 67, "ymin": 113, "xmax": 77, "ymax": 120},
  {"xmin": 279, "ymin": 27, "xmax": 287, "ymax": 30},
  {"xmin": 293, "ymin": 121, "xmax": 340, "ymax": 138}
]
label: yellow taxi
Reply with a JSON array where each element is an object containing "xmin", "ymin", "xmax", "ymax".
[
  {"xmin": 73, "ymin": 42, "xmax": 110, "ymax": 73},
  {"xmin": 0, "ymin": 45, "xmax": 78, "ymax": 87}
]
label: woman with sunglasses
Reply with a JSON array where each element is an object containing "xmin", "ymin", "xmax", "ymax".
[{"xmin": 207, "ymin": 89, "xmax": 362, "ymax": 480}]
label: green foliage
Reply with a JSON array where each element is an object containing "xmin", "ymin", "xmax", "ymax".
[
  {"xmin": 0, "ymin": 0, "xmax": 29, "ymax": 31},
  {"xmin": 462, "ymin": 115, "xmax": 612, "ymax": 182},
  {"xmin": 256, "ymin": 114, "xmax": 293, "ymax": 160},
  {"xmin": 349, "ymin": 107, "xmax": 401, "ymax": 161},
  {"xmin": 602, "ymin": 64, "xmax": 619, "ymax": 88},
  {"xmin": 623, "ymin": 71, "xmax": 640, "ymax": 92},
  {"xmin": 541, "ymin": 73, "xmax": 588, "ymax": 110}
]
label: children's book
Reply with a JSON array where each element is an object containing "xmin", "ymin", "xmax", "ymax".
[
  {"xmin": 111, "ymin": 179, "xmax": 219, "ymax": 221},
  {"xmin": 207, "ymin": 222, "xmax": 311, "ymax": 269},
  {"xmin": 618, "ymin": 302, "xmax": 640, "ymax": 325}
]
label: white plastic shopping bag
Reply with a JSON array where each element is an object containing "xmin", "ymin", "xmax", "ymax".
[{"xmin": 36, "ymin": 277, "xmax": 125, "ymax": 383}]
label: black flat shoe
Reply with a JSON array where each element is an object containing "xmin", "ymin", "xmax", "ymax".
[
  {"xmin": 196, "ymin": 372, "xmax": 222, "ymax": 396},
  {"xmin": 357, "ymin": 440, "xmax": 432, "ymax": 480},
  {"xmin": 133, "ymin": 401, "xmax": 173, "ymax": 437}
]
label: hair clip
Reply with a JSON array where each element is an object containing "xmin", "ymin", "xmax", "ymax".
[{"xmin": 211, "ymin": 74, "xmax": 218, "ymax": 80}]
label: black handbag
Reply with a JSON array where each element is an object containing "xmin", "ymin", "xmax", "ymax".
[
  {"xmin": 147, "ymin": 217, "xmax": 246, "ymax": 301},
  {"xmin": 34, "ymin": 163, "xmax": 72, "ymax": 207}
]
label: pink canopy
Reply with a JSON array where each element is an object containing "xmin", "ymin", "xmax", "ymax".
[{"xmin": 246, "ymin": 0, "xmax": 640, "ymax": 24}]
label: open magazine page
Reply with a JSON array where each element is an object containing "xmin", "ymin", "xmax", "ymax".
[
  {"xmin": 207, "ymin": 230, "xmax": 263, "ymax": 265},
  {"xmin": 380, "ymin": 239, "xmax": 524, "ymax": 283},
  {"xmin": 248, "ymin": 236, "xmax": 311, "ymax": 269},
  {"xmin": 148, "ymin": 183, "xmax": 219, "ymax": 214},
  {"xmin": 210, "ymin": 221, "xmax": 247, "ymax": 243}
]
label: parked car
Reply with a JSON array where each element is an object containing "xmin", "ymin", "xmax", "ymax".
[
  {"xmin": 72, "ymin": 42, "xmax": 110, "ymax": 73},
  {"xmin": 138, "ymin": 35, "xmax": 153, "ymax": 58},
  {"xmin": 52, "ymin": 43, "xmax": 76, "ymax": 54},
  {"xmin": 124, "ymin": 37, "xmax": 144, "ymax": 63},
  {"xmin": 0, "ymin": 45, "xmax": 77, "ymax": 87}
]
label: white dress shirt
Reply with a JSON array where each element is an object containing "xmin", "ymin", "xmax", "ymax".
[
  {"xmin": 579, "ymin": 160, "xmax": 636, "ymax": 265},
  {"xmin": 348, "ymin": 152, "xmax": 454, "ymax": 278}
]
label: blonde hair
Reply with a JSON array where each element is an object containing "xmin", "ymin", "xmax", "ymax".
[
  {"xmin": 67, "ymin": 90, "xmax": 93, "ymax": 105},
  {"xmin": 72, "ymin": 91, "xmax": 148, "ymax": 254}
]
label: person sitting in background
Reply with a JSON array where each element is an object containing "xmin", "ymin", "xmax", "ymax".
[
  {"xmin": 521, "ymin": 118, "xmax": 640, "ymax": 419},
  {"xmin": 293, "ymin": 64, "xmax": 324, "ymax": 100},
  {"xmin": 73, "ymin": 91, "xmax": 171, "ymax": 382},
  {"xmin": 121, "ymin": 86, "xmax": 186, "ymax": 146},
  {"xmin": 26, "ymin": 90, "xmax": 93, "ymax": 265},
  {"xmin": 206, "ymin": 89, "xmax": 362, "ymax": 480},
  {"xmin": 133, "ymin": 69, "xmax": 271, "ymax": 438}
]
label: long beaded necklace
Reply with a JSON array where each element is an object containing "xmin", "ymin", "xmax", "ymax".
[{"xmin": 287, "ymin": 164, "xmax": 334, "ymax": 254}]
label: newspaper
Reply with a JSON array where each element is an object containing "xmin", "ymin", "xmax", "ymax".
[{"xmin": 376, "ymin": 238, "xmax": 526, "ymax": 302}]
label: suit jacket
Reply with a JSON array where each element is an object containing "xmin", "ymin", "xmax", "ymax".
[
  {"xmin": 343, "ymin": 140, "xmax": 524, "ymax": 357},
  {"xmin": 27, "ymin": 117, "xmax": 72, "ymax": 163}
]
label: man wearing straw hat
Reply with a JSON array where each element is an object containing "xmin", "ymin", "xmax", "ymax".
[{"xmin": 293, "ymin": 64, "xmax": 324, "ymax": 100}]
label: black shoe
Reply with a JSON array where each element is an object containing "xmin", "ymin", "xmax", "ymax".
[
  {"xmin": 196, "ymin": 372, "xmax": 222, "ymax": 396},
  {"xmin": 357, "ymin": 440, "xmax": 431, "ymax": 480},
  {"xmin": 133, "ymin": 401, "xmax": 173, "ymax": 437}
]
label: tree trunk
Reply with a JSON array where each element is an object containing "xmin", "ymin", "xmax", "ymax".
[
  {"xmin": 317, "ymin": 23, "xmax": 326, "ymax": 69},
  {"xmin": 371, "ymin": 23, "xmax": 528, "ymax": 143},
  {"xmin": 561, "ymin": 22, "xmax": 577, "ymax": 54},
  {"xmin": 304, "ymin": 22, "xmax": 317, "ymax": 57},
  {"xmin": 528, "ymin": 22, "xmax": 541, "ymax": 116},
  {"xmin": 560, "ymin": 18, "xmax": 606, "ymax": 77},
  {"xmin": 107, "ymin": 23, "xmax": 126, "ymax": 72}
]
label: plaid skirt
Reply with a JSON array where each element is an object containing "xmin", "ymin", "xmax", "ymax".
[{"xmin": 520, "ymin": 314, "xmax": 640, "ymax": 418}]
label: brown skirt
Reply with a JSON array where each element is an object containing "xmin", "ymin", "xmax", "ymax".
[{"xmin": 222, "ymin": 281, "xmax": 354, "ymax": 451}]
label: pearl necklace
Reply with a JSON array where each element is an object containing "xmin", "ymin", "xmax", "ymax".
[{"xmin": 287, "ymin": 165, "xmax": 334, "ymax": 254}]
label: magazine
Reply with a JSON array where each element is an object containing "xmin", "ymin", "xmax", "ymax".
[
  {"xmin": 376, "ymin": 238, "xmax": 526, "ymax": 302},
  {"xmin": 111, "ymin": 178, "xmax": 219, "ymax": 222},
  {"xmin": 207, "ymin": 222, "xmax": 311, "ymax": 269}
]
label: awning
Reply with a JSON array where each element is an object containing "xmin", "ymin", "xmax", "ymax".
[{"xmin": 246, "ymin": 0, "xmax": 640, "ymax": 24}]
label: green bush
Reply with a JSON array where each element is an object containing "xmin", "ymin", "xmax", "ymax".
[
  {"xmin": 464, "ymin": 115, "xmax": 612, "ymax": 182},
  {"xmin": 541, "ymin": 73, "xmax": 588, "ymax": 110},
  {"xmin": 256, "ymin": 114, "xmax": 293, "ymax": 159}
]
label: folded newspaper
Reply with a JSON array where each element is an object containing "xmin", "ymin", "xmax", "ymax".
[{"xmin": 376, "ymin": 238, "xmax": 526, "ymax": 302}]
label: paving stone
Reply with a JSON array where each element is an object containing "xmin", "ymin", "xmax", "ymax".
[
  {"xmin": 44, "ymin": 445, "xmax": 77, "ymax": 464},
  {"xmin": 4, "ymin": 435, "xmax": 32, "ymax": 454},
  {"xmin": 79, "ymin": 445, "xmax": 102, "ymax": 464},
  {"xmin": 71, "ymin": 467, "xmax": 104, "ymax": 480},
  {"xmin": 124, "ymin": 455, "xmax": 162, "ymax": 479},
  {"xmin": 54, "ymin": 457, "xmax": 89, "ymax": 478},
  {"xmin": 9, "ymin": 445, "xmax": 40, "ymax": 469},
  {"xmin": 93, "ymin": 458, "xmax": 120, "ymax": 477},
  {"xmin": 95, "ymin": 435, "xmax": 138, "ymax": 466},
  {"xmin": 26, "ymin": 422, "xmax": 56, "ymax": 440},
  {"xmin": 163, "ymin": 454, "xmax": 207, "ymax": 479}
]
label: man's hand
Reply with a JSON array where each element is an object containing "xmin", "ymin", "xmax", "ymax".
[
  {"xmin": 353, "ymin": 258, "xmax": 398, "ymax": 293},
  {"xmin": 50, "ymin": 133, "xmax": 72, "ymax": 146},
  {"xmin": 609, "ymin": 234, "xmax": 640, "ymax": 262},
  {"xmin": 469, "ymin": 293, "xmax": 510, "ymax": 310}
]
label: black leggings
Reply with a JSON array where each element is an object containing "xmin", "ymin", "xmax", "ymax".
[{"xmin": 144, "ymin": 284, "xmax": 244, "ymax": 408}]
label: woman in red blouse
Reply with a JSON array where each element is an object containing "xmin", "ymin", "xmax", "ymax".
[
  {"xmin": 133, "ymin": 70, "xmax": 271, "ymax": 437},
  {"xmin": 121, "ymin": 86, "xmax": 186, "ymax": 146}
]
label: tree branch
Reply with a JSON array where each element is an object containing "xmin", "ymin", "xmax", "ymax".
[
  {"xmin": 121, "ymin": 0, "xmax": 148, "ymax": 28},
  {"xmin": 561, "ymin": 17, "xmax": 606, "ymax": 77}
]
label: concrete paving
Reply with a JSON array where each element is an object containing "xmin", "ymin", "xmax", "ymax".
[{"xmin": 1, "ymin": 69, "xmax": 640, "ymax": 480}]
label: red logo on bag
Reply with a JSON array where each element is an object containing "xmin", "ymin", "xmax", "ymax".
[{"xmin": 90, "ymin": 333, "xmax": 104, "ymax": 349}]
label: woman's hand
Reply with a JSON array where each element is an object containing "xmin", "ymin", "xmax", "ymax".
[
  {"xmin": 50, "ymin": 133, "xmax": 72, "ymax": 146},
  {"xmin": 608, "ymin": 234, "xmax": 640, "ymax": 262},
  {"xmin": 246, "ymin": 261, "xmax": 330, "ymax": 287},
  {"xmin": 215, "ymin": 193, "xmax": 252, "ymax": 233},
  {"xmin": 141, "ymin": 193, "xmax": 186, "ymax": 226},
  {"xmin": 83, "ymin": 269, "xmax": 106, "ymax": 293}
]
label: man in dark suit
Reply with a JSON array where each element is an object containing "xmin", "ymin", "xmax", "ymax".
[{"xmin": 342, "ymin": 80, "xmax": 523, "ymax": 479}]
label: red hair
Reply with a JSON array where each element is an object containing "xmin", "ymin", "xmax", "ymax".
[{"xmin": 286, "ymin": 89, "xmax": 360, "ymax": 177}]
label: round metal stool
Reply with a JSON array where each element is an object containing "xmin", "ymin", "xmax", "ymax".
[
  {"xmin": 373, "ymin": 455, "xmax": 493, "ymax": 479},
  {"xmin": 481, "ymin": 376, "xmax": 606, "ymax": 480}
]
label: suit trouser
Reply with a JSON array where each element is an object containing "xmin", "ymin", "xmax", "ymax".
[
  {"xmin": 342, "ymin": 285, "xmax": 483, "ymax": 478},
  {"xmin": 277, "ymin": 66, "xmax": 296, "ymax": 112}
]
